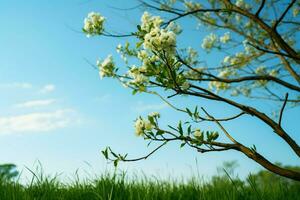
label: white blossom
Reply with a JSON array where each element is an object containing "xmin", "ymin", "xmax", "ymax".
[
  {"xmin": 223, "ymin": 56, "xmax": 231, "ymax": 63},
  {"xmin": 235, "ymin": 0, "xmax": 244, "ymax": 7},
  {"xmin": 209, "ymin": 69, "xmax": 232, "ymax": 91},
  {"xmin": 134, "ymin": 117, "xmax": 153, "ymax": 136},
  {"xmin": 209, "ymin": 81, "xmax": 230, "ymax": 91},
  {"xmin": 218, "ymin": 69, "xmax": 232, "ymax": 78},
  {"xmin": 143, "ymin": 28, "xmax": 176, "ymax": 53},
  {"xmin": 116, "ymin": 44, "xmax": 122, "ymax": 53},
  {"xmin": 184, "ymin": 68, "xmax": 202, "ymax": 79},
  {"xmin": 181, "ymin": 81, "xmax": 190, "ymax": 90},
  {"xmin": 135, "ymin": 118, "xmax": 145, "ymax": 136},
  {"xmin": 293, "ymin": 7, "xmax": 299, "ymax": 17},
  {"xmin": 141, "ymin": 12, "xmax": 163, "ymax": 32},
  {"xmin": 255, "ymin": 66, "xmax": 268, "ymax": 86},
  {"xmin": 229, "ymin": 52, "xmax": 248, "ymax": 67},
  {"xmin": 243, "ymin": 40, "xmax": 253, "ymax": 54},
  {"xmin": 184, "ymin": 1, "xmax": 202, "ymax": 11},
  {"xmin": 201, "ymin": 33, "xmax": 217, "ymax": 51},
  {"xmin": 137, "ymin": 50, "xmax": 148, "ymax": 61},
  {"xmin": 231, "ymin": 89, "xmax": 239, "ymax": 96},
  {"xmin": 269, "ymin": 69, "xmax": 278, "ymax": 77},
  {"xmin": 220, "ymin": 32, "xmax": 230, "ymax": 43},
  {"xmin": 128, "ymin": 66, "xmax": 149, "ymax": 85},
  {"xmin": 194, "ymin": 129, "xmax": 202, "ymax": 138},
  {"xmin": 83, "ymin": 12, "xmax": 105, "ymax": 37},
  {"xmin": 97, "ymin": 55, "xmax": 115, "ymax": 78},
  {"xmin": 166, "ymin": 21, "xmax": 182, "ymax": 34},
  {"xmin": 149, "ymin": 112, "xmax": 160, "ymax": 118},
  {"xmin": 255, "ymin": 66, "xmax": 267, "ymax": 75}
]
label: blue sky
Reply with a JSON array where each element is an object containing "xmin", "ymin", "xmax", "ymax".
[{"xmin": 0, "ymin": 0, "xmax": 299, "ymax": 181}]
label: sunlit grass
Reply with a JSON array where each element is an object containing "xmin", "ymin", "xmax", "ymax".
[{"xmin": 0, "ymin": 168, "xmax": 299, "ymax": 200}]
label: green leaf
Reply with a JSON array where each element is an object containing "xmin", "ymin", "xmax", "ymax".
[
  {"xmin": 187, "ymin": 125, "xmax": 191, "ymax": 135},
  {"xmin": 101, "ymin": 148, "xmax": 108, "ymax": 159},
  {"xmin": 212, "ymin": 132, "xmax": 219, "ymax": 140},
  {"xmin": 148, "ymin": 116, "xmax": 155, "ymax": 125},
  {"xmin": 132, "ymin": 90, "xmax": 138, "ymax": 95},
  {"xmin": 110, "ymin": 151, "xmax": 118, "ymax": 158},
  {"xmin": 178, "ymin": 121, "xmax": 183, "ymax": 135},
  {"xmin": 114, "ymin": 159, "xmax": 119, "ymax": 168},
  {"xmin": 168, "ymin": 125, "xmax": 178, "ymax": 132},
  {"xmin": 156, "ymin": 130, "xmax": 164, "ymax": 135},
  {"xmin": 180, "ymin": 143, "xmax": 186, "ymax": 148},
  {"xmin": 136, "ymin": 41, "xmax": 143, "ymax": 48},
  {"xmin": 186, "ymin": 108, "xmax": 193, "ymax": 117}
]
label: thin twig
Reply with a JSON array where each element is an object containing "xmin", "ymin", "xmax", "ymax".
[
  {"xmin": 247, "ymin": 42, "xmax": 300, "ymax": 61},
  {"xmin": 121, "ymin": 142, "xmax": 167, "ymax": 162},
  {"xmin": 273, "ymin": 0, "xmax": 296, "ymax": 29},
  {"xmin": 255, "ymin": 0, "xmax": 266, "ymax": 16},
  {"xmin": 278, "ymin": 93, "xmax": 289, "ymax": 127},
  {"xmin": 201, "ymin": 107, "xmax": 239, "ymax": 144}
]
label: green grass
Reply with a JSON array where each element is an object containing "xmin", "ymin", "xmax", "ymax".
[{"xmin": 0, "ymin": 170, "xmax": 299, "ymax": 200}]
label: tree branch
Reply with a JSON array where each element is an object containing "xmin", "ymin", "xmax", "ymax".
[
  {"xmin": 120, "ymin": 142, "xmax": 167, "ymax": 162},
  {"xmin": 247, "ymin": 42, "xmax": 300, "ymax": 61},
  {"xmin": 273, "ymin": 0, "xmax": 297, "ymax": 29},
  {"xmin": 255, "ymin": 0, "xmax": 266, "ymax": 16},
  {"xmin": 278, "ymin": 93, "xmax": 289, "ymax": 127}
]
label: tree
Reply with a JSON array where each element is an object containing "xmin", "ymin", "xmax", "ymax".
[{"xmin": 83, "ymin": 0, "xmax": 300, "ymax": 181}]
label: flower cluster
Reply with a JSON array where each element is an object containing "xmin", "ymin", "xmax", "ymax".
[
  {"xmin": 134, "ymin": 117, "xmax": 153, "ymax": 136},
  {"xmin": 194, "ymin": 129, "xmax": 202, "ymax": 138},
  {"xmin": 235, "ymin": 0, "xmax": 251, "ymax": 10},
  {"xmin": 209, "ymin": 81, "xmax": 230, "ymax": 91},
  {"xmin": 223, "ymin": 52, "xmax": 249, "ymax": 68},
  {"xmin": 128, "ymin": 66, "xmax": 149, "ymax": 90},
  {"xmin": 209, "ymin": 69, "xmax": 233, "ymax": 91},
  {"xmin": 83, "ymin": 12, "xmax": 105, "ymax": 37},
  {"xmin": 201, "ymin": 33, "xmax": 217, "ymax": 51},
  {"xmin": 184, "ymin": 67, "xmax": 203, "ymax": 79},
  {"xmin": 166, "ymin": 22, "xmax": 182, "ymax": 34},
  {"xmin": 184, "ymin": 1, "xmax": 202, "ymax": 11},
  {"xmin": 243, "ymin": 40, "xmax": 255, "ymax": 54},
  {"xmin": 181, "ymin": 81, "xmax": 190, "ymax": 90},
  {"xmin": 140, "ymin": 12, "xmax": 177, "ymax": 53},
  {"xmin": 235, "ymin": 0, "xmax": 245, "ymax": 7},
  {"xmin": 97, "ymin": 55, "xmax": 115, "ymax": 78},
  {"xmin": 254, "ymin": 66, "xmax": 269, "ymax": 86},
  {"xmin": 134, "ymin": 112, "xmax": 160, "ymax": 136},
  {"xmin": 220, "ymin": 32, "xmax": 230, "ymax": 43},
  {"xmin": 141, "ymin": 12, "xmax": 163, "ymax": 33},
  {"xmin": 143, "ymin": 27, "xmax": 177, "ymax": 53},
  {"xmin": 149, "ymin": 112, "xmax": 160, "ymax": 118}
]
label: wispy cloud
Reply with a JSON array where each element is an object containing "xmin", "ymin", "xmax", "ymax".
[
  {"xmin": 0, "ymin": 82, "xmax": 33, "ymax": 89},
  {"xmin": 40, "ymin": 84, "xmax": 55, "ymax": 94},
  {"xmin": 0, "ymin": 109, "xmax": 77, "ymax": 135},
  {"xmin": 14, "ymin": 99, "xmax": 57, "ymax": 108},
  {"xmin": 133, "ymin": 101, "xmax": 167, "ymax": 113}
]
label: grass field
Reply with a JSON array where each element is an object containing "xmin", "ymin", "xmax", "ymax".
[{"xmin": 0, "ymin": 169, "xmax": 299, "ymax": 200}]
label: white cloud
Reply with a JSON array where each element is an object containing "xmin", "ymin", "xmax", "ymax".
[
  {"xmin": 0, "ymin": 109, "xmax": 77, "ymax": 135},
  {"xmin": 133, "ymin": 101, "xmax": 167, "ymax": 113},
  {"xmin": 0, "ymin": 82, "xmax": 33, "ymax": 89},
  {"xmin": 14, "ymin": 99, "xmax": 56, "ymax": 108},
  {"xmin": 40, "ymin": 84, "xmax": 55, "ymax": 93}
]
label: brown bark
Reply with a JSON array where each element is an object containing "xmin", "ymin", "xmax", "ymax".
[{"xmin": 238, "ymin": 145, "xmax": 300, "ymax": 181}]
